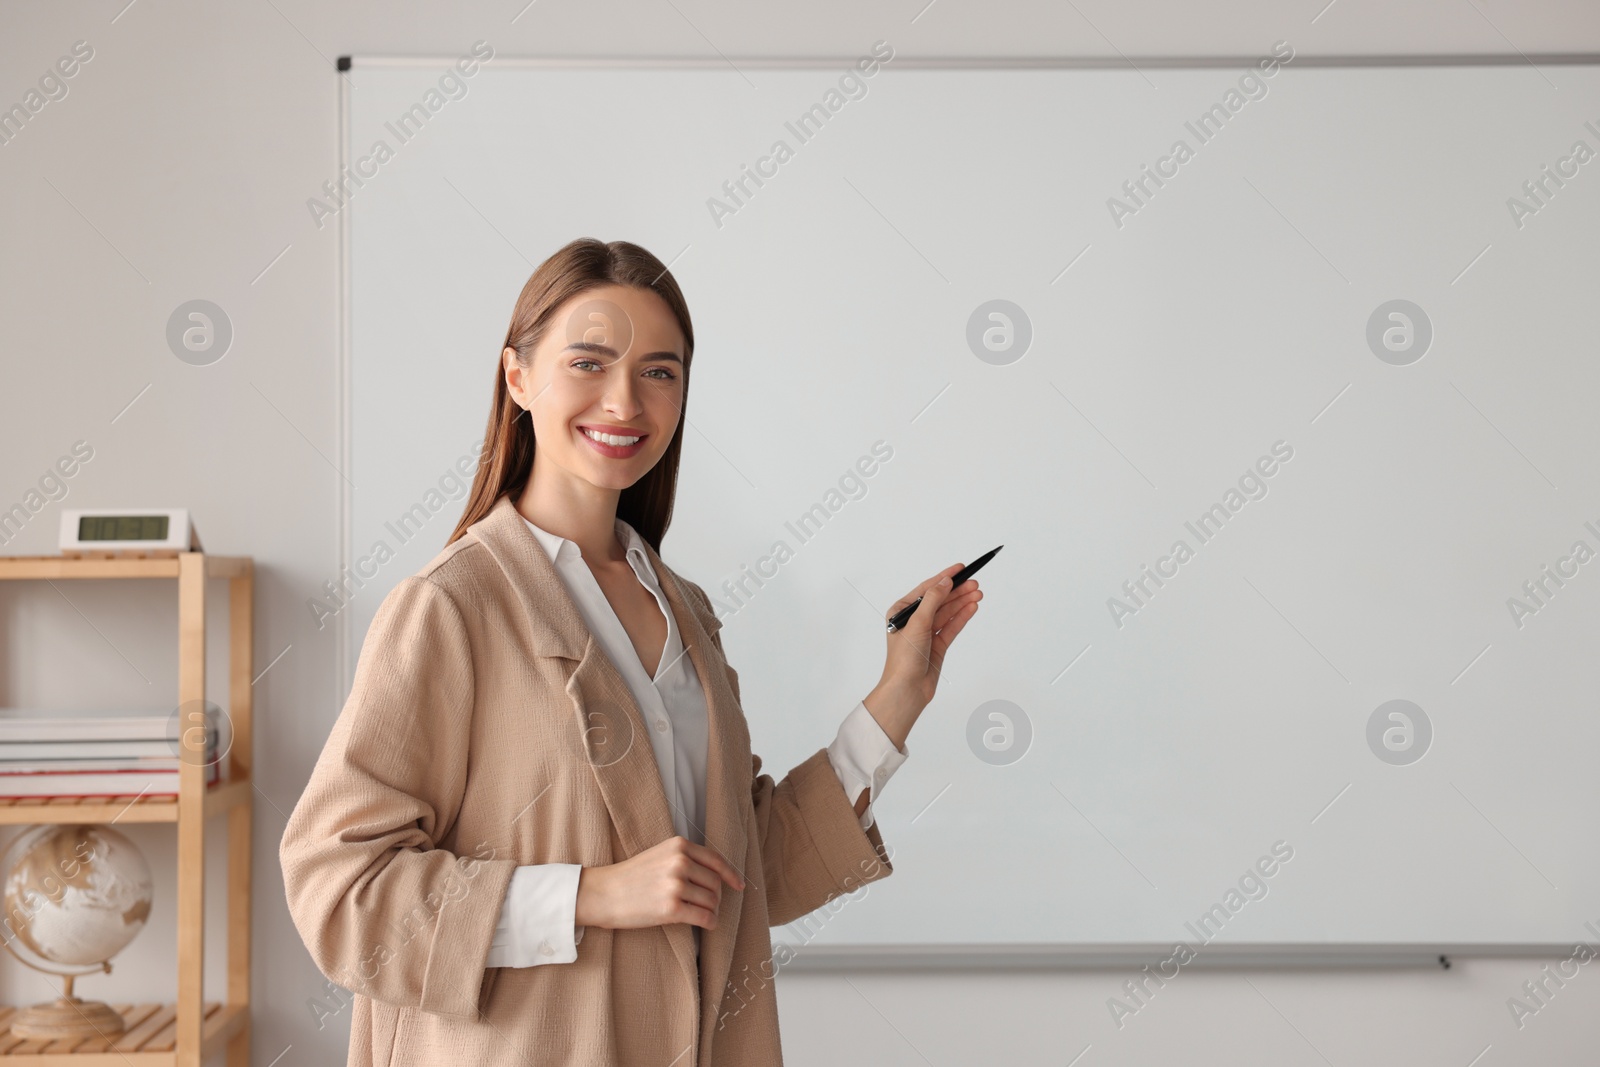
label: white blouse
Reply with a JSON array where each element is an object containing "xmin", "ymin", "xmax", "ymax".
[{"xmin": 486, "ymin": 515, "xmax": 908, "ymax": 969}]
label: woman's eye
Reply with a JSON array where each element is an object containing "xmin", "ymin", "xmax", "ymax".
[{"xmin": 568, "ymin": 359, "xmax": 677, "ymax": 382}]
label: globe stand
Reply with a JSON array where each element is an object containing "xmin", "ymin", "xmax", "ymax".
[{"xmin": 0, "ymin": 948, "xmax": 125, "ymax": 1041}]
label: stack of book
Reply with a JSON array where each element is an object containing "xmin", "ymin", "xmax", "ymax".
[{"xmin": 0, "ymin": 708, "xmax": 224, "ymax": 798}]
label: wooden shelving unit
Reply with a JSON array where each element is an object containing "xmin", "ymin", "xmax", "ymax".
[
  {"xmin": 0, "ymin": 553, "xmax": 253, "ymax": 1066},
  {"xmin": 0, "ymin": 1003, "xmax": 243, "ymax": 1063}
]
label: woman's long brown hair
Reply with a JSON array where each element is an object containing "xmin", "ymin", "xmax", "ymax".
[{"xmin": 446, "ymin": 238, "xmax": 695, "ymax": 553}]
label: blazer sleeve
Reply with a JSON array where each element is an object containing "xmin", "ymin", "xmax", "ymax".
[
  {"xmin": 687, "ymin": 582, "xmax": 895, "ymax": 927},
  {"xmin": 279, "ymin": 575, "xmax": 517, "ymax": 1021}
]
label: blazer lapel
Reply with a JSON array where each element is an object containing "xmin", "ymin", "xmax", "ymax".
[
  {"xmin": 636, "ymin": 536, "xmax": 751, "ymax": 1032},
  {"xmin": 468, "ymin": 495, "xmax": 748, "ymax": 995}
]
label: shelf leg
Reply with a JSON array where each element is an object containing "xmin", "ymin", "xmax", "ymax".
[
  {"xmin": 227, "ymin": 800, "xmax": 252, "ymax": 1065},
  {"xmin": 228, "ymin": 565, "xmax": 254, "ymax": 1065},
  {"xmin": 177, "ymin": 553, "xmax": 206, "ymax": 1067}
]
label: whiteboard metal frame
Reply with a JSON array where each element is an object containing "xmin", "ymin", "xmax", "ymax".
[
  {"xmin": 771, "ymin": 941, "xmax": 1579, "ymax": 971},
  {"xmin": 342, "ymin": 53, "xmax": 1600, "ymax": 69},
  {"xmin": 337, "ymin": 51, "xmax": 1598, "ymax": 968}
]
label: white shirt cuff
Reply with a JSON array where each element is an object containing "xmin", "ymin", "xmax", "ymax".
[
  {"xmin": 827, "ymin": 700, "xmax": 909, "ymax": 831},
  {"xmin": 485, "ymin": 863, "xmax": 584, "ymax": 969}
]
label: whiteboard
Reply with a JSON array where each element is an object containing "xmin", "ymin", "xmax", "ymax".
[{"xmin": 342, "ymin": 56, "xmax": 1600, "ymax": 951}]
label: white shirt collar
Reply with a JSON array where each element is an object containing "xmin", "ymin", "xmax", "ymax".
[{"xmin": 522, "ymin": 514, "xmax": 651, "ymax": 578}]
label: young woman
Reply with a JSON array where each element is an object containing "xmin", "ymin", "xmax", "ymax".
[{"xmin": 280, "ymin": 238, "xmax": 982, "ymax": 1066}]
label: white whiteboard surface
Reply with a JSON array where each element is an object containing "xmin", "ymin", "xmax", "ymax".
[{"xmin": 343, "ymin": 57, "xmax": 1600, "ymax": 951}]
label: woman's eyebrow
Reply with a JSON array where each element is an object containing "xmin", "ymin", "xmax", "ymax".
[{"xmin": 564, "ymin": 341, "xmax": 682, "ymax": 364}]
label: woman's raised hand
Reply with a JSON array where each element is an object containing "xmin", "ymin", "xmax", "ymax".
[
  {"xmin": 575, "ymin": 835, "xmax": 746, "ymax": 931},
  {"xmin": 865, "ymin": 563, "xmax": 984, "ymax": 743}
]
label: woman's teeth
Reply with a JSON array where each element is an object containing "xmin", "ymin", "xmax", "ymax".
[{"xmin": 583, "ymin": 428, "xmax": 643, "ymax": 446}]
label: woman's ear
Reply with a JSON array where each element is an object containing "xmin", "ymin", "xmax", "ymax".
[{"xmin": 503, "ymin": 345, "xmax": 529, "ymax": 410}]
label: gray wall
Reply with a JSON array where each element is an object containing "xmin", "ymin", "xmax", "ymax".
[{"xmin": 1, "ymin": 2, "xmax": 1594, "ymax": 1063}]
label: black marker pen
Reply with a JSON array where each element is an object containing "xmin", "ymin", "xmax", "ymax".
[{"xmin": 887, "ymin": 545, "xmax": 1002, "ymax": 633}]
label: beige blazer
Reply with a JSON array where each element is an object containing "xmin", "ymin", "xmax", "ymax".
[{"xmin": 280, "ymin": 494, "xmax": 894, "ymax": 1066}]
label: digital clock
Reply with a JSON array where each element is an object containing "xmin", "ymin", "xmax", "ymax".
[{"xmin": 58, "ymin": 508, "xmax": 201, "ymax": 557}]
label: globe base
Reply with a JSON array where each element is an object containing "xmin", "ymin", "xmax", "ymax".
[{"xmin": 9, "ymin": 997, "xmax": 127, "ymax": 1041}]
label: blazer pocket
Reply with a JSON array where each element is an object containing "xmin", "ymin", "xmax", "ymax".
[
  {"xmin": 385, "ymin": 1005, "xmax": 415, "ymax": 1067},
  {"xmin": 386, "ymin": 967, "xmax": 499, "ymax": 1067}
]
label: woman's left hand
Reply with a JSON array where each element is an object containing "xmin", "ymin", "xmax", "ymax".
[{"xmin": 865, "ymin": 563, "xmax": 984, "ymax": 745}]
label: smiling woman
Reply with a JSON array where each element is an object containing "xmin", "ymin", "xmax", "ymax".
[
  {"xmin": 452, "ymin": 245, "xmax": 696, "ymax": 550},
  {"xmin": 504, "ymin": 286, "xmax": 688, "ymax": 481},
  {"xmin": 280, "ymin": 237, "xmax": 980, "ymax": 1067}
]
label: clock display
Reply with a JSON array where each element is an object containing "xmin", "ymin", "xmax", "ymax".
[{"xmin": 78, "ymin": 515, "xmax": 170, "ymax": 541}]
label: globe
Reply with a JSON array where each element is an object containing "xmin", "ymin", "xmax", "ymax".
[
  {"xmin": 2, "ymin": 824, "xmax": 153, "ymax": 1041},
  {"xmin": 3, "ymin": 824, "xmax": 153, "ymax": 966}
]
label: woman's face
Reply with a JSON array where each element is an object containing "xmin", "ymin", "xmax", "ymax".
[{"xmin": 506, "ymin": 284, "xmax": 686, "ymax": 494}]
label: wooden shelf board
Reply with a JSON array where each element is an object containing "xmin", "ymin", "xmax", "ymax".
[
  {"xmin": 0, "ymin": 778, "xmax": 250, "ymax": 825},
  {"xmin": 0, "ymin": 1001, "xmax": 239, "ymax": 1062},
  {"xmin": 0, "ymin": 556, "xmax": 250, "ymax": 582}
]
